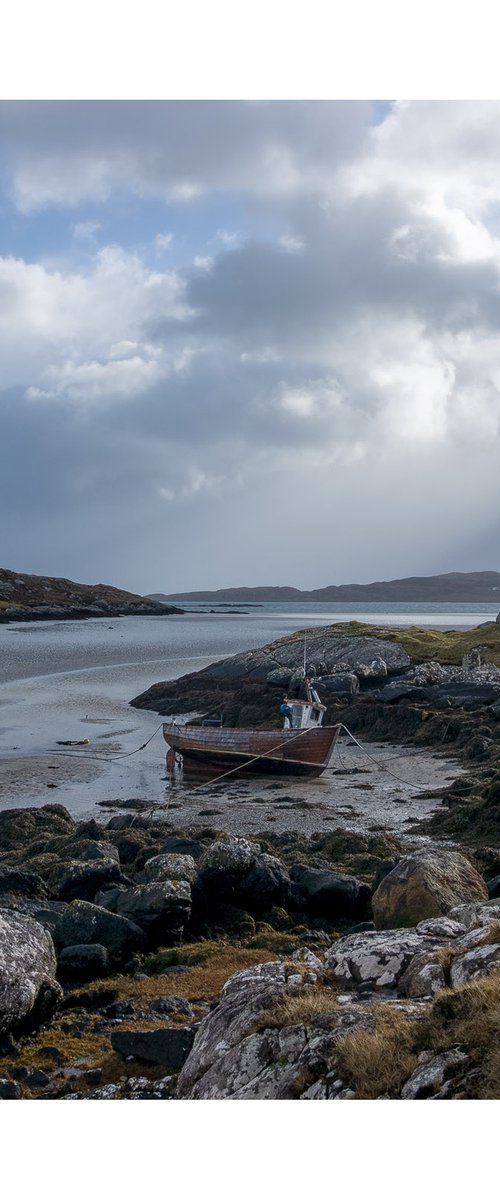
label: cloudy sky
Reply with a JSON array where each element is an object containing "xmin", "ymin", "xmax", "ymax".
[{"xmin": 1, "ymin": 99, "xmax": 500, "ymax": 593}]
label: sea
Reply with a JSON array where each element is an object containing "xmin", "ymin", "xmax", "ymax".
[{"xmin": 0, "ymin": 601, "xmax": 495, "ymax": 824}]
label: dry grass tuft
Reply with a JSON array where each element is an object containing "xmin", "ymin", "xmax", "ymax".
[
  {"xmin": 261, "ymin": 987, "xmax": 339, "ymax": 1031},
  {"xmin": 335, "ymin": 1007, "xmax": 418, "ymax": 1099}
]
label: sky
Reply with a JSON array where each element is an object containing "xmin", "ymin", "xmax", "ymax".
[{"xmin": 1, "ymin": 97, "xmax": 500, "ymax": 593}]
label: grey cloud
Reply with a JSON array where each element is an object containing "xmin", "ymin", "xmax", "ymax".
[{"xmin": 0, "ymin": 100, "xmax": 373, "ymax": 208}]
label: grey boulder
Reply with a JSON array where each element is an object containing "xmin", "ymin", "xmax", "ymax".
[{"xmin": 0, "ymin": 908, "xmax": 62, "ymax": 1035}]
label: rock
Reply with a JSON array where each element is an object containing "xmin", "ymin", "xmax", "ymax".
[
  {"xmin": 401, "ymin": 1050, "xmax": 469, "ymax": 1099},
  {"xmin": 114, "ymin": 881, "xmax": 191, "ymax": 942},
  {"xmin": 354, "ymin": 658, "xmax": 388, "ymax": 681},
  {"xmin": 450, "ymin": 943, "xmax": 500, "ymax": 988},
  {"xmin": 0, "ymin": 908, "xmax": 62, "ymax": 1035},
  {"xmin": 290, "ymin": 864, "xmax": 371, "ymax": 920},
  {"xmin": 319, "ymin": 674, "xmax": 360, "ymax": 696},
  {"xmin": 111, "ymin": 1026, "xmax": 195, "ymax": 1068},
  {"xmin": 487, "ymin": 876, "xmax": 500, "ymax": 899},
  {"xmin": 149, "ymin": 996, "xmax": 195, "ymax": 1020},
  {"xmin": 238, "ymin": 855, "xmax": 292, "ymax": 912},
  {"xmin": 199, "ymin": 836, "xmax": 259, "ymax": 887},
  {"xmin": 140, "ymin": 854, "xmax": 197, "ymax": 885},
  {"xmin": 398, "ymin": 952, "xmax": 446, "ymax": 999},
  {"xmin": 0, "ymin": 805, "xmax": 74, "ymax": 852},
  {"xmin": 57, "ymin": 943, "xmax": 110, "ymax": 980},
  {"xmin": 158, "ymin": 836, "xmax": 207, "ymax": 861},
  {"xmin": 415, "ymin": 917, "xmax": 467, "ymax": 938},
  {"xmin": 203, "ymin": 904, "xmax": 256, "ymax": 939},
  {"xmin": 177, "ymin": 960, "xmax": 375, "ymax": 1099},
  {"xmin": 79, "ymin": 841, "xmax": 120, "ymax": 863},
  {"xmin": 325, "ymin": 929, "xmax": 434, "ymax": 990},
  {"xmin": 0, "ymin": 1078, "xmax": 21, "ymax": 1099},
  {"xmin": 50, "ymin": 859, "xmax": 129, "ymax": 903},
  {"xmin": 52, "ymin": 900, "xmax": 146, "ymax": 959},
  {"xmin": 447, "ymin": 901, "xmax": 500, "ymax": 930},
  {"xmin": 177, "ymin": 961, "xmax": 291, "ymax": 1095},
  {"xmin": 0, "ymin": 868, "xmax": 47, "ymax": 899},
  {"xmin": 372, "ymin": 850, "xmax": 488, "ymax": 929}
]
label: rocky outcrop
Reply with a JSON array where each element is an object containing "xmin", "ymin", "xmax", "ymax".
[
  {"xmin": 0, "ymin": 566, "xmax": 184, "ymax": 623},
  {"xmin": 0, "ymin": 908, "xmax": 62, "ymax": 1035},
  {"xmin": 372, "ymin": 850, "xmax": 488, "ymax": 929},
  {"xmin": 289, "ymin": 864, "xmax": 371, "ymax": 920}
]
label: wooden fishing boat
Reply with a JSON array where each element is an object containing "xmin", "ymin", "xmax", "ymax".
[{"xmin": 163, "ymin": 679, "xmax": 340, "ymax": 778}]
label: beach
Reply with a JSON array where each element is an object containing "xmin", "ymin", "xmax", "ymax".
[{"xmin": 0, "ymin": 607, "xmax": 472, "ymax": 831}]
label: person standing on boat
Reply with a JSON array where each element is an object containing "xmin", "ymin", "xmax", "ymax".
[{"xmin": 280, "ymin": 697, "xmax": 294, "ymax": 729}]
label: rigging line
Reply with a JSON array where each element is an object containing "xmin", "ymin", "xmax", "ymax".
[
  {"xmin": 338, "ymin": 724, "xmax": 437, "ymax": 788},
  {"xmin": 51, "ymin": 723, "xmax": 164, "ymax": 763}
]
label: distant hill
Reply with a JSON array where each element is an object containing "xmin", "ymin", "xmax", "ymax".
[
  {"xmin": 0, "ymin": 568, "xmax": 183, "ymax": 622},
  {"xmin": 150, "ymin": 572, "xmax": 500, "ymax": 604}
]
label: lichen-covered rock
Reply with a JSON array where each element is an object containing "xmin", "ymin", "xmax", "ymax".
[
  {"xmin": 114, "ymin": 880, "xmax": 191, "ymax": 942},
  {"xmin": 398, "ymin": 952, "xmax": 446, "ymax": 999},
  {"xmin": 401, "ymin": 1050, "xmax": 469, "ymax": 1099},
  {"xmin": 139, "ymin": 854, "xmax": 197, "ymax": 885},
  {"xmin": 177, "ymin": 961, "xmax": 292, "ymax": 1096},
  {"xmin": 449, "ymin": 943, "xmax": 500, "ymax": 988},
  {"xmin": 324, "ymin": 929, "xmax": 436, "ymax": 990},
  {"xmin": 177, "ymin": 960, "xmax": 375, "ymax": 1099},
  {"xmin": 0, "ymin": 908, "xmax": 62, "ymax": 1035},
  {"xmin": 372, "ymin": 850, "xmax": 488, "ymax": 929},
  {"xmin": 447, "ymin": 901, "xmax": 500, "ymax": 930},
  {"xmin": 199, "ymin": 836, "xmax": 259, "ymax": 880},
  {"xmin": 52, "ymin": 899, "xmax": 146, "ymax": 958}
]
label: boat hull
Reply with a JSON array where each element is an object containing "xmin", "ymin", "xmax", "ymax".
[{"xmin": 162, "ymin": 723, "xmax": 340, "ymax": 778}]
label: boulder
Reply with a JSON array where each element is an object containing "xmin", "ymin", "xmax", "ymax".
[
  {"xmin": 290, "ymin": 864, "xmax": 371, "ymax": 920},
  {"xmin": 177, "ymin": 961, "xmax": 294, "ymax": 1097},
  {"xmin": 197, "ymin": 836, "xmax": 259, "ymax": 903},
  {"xmin": 140, "ymin": 854, "xmax": 197, "ymax": 885},
  {"xmin": 0, "ymin": 805, "xmax": 74, "ymax": 852},
  {"xmin": 111, "ymin": 1026, "xmax": 195, "ymax": 1068},
  {"xmin": 319, "ymin": 674, "xmax": 359, "ymax": 696},
  {"xmin": 401, "ymin": 1050, "xmax": 469, "ymax": 1099},
  {"xmin": 52, "ymin": 900, "xmax": 146, "ymax": 958},
  {"xmin": 325, "ymin": 929, "xmax": 437, "ymax": 991},
  {"xmin": 57, "ymin": 943, "xmax": 110, "ymax": 980},
  {"xmin": 177, "ymin": 959, "xmax": 375, "ymax": 1099},
  {"xmin": 0, "ymin": 908, "xmax": 62, "ymax": 1035},
  {"xmin": 398, "ymin": 952, "xmax": 446, "ymax": 999},
  {"xmin": 449, "ymin": 943, "xmax": 500, "ymax": 988},
  {"xmin": 149, "ymin": 996, "xmax": 195, "ymax": 1020},
  {"xmin": 49, "ymin": 859, "xmax": 129, "ymax": 903},
  {"xmin": 0, "ymin": 868, "xmax": 47, "ymax": 899},
  {"xmin": 114, "ymin": 880, "xmax": 191, "ymax": 942},
  {"xmin": 447, "ymin": 901, "xmax": 500, "ymax": 930},
  {"xmin": 372, "ymin": 850, "xmax": 488, "ymax": 929},
  {"xmin": 238, "ymin": 854, "xmax": 292, "ymax": 912}
]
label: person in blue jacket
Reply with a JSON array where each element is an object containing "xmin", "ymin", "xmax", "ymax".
[{"xmin": 280, "ymin": 697, "xmax": 294, "ymax": 728}]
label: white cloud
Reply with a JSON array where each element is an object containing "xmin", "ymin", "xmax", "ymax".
[
  {"xmin": 73, "ymin": 219, "xmax": 100, "ymax": 241},
  {"xmin": 155, "ymin": 232, "xmax": 173, "ymax": 251}
]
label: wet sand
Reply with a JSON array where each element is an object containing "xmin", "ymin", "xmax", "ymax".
[
  {"xmin": 0, "ymin": 739, "xmax": 462, "ymax": 843},
  {"xmin": 0, "ymin": 754, "xmax": 102, "ymax": 807}
]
